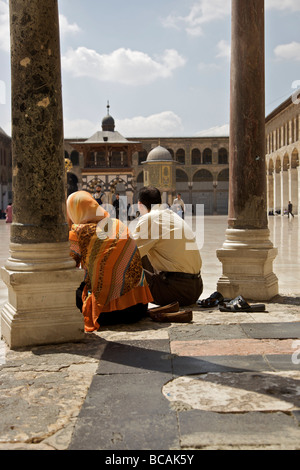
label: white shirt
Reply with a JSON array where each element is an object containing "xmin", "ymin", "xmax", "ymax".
[{"xmin": 131, "ymin": 206, "xmax": 202, "ymax": 274}]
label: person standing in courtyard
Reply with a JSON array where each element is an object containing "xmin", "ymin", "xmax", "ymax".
[
  {"xmin": 5, "ymin": 203, "xmax": 12, "ymax": 223},
  {"xmin": 113, "ymin": 193, "xmax": 124, "ymax": 219},
  {"xmin": 132, "ymin": 186, "xmax": 203, "ymax": 307},
  {"xmin": 288, "ymin": 201, "xmax": 294, "ymax": 218},
  {"xmin": 172, "ymin": 192, "xmax": 185, "ymax": 219},
  {"xmin": 93, "ymin": 185, "xmax": 105, "ymax": 206}
]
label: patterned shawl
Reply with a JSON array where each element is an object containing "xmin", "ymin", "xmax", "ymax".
[{"xmin": 69, "ymin": 218, "xmax": 152, "ymax": 332}]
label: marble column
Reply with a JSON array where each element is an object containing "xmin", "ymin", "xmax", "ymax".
[
  {"xmin": 1, "ymin": 0, "xmax": 84, "ymax": 348},
  {"xmin": 289, "ymin": 168, "xmax": 298, "ymax": 215},
  {"xmin": 217, "ymin": 0, "xmax": 278, "ymax": 300},
  {"xmin": 281, "ymin": 170, "xmax": 289, "ymax": 215}
]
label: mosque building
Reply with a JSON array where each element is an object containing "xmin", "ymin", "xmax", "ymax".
[
  {"xmin": 1, "ymin": 97, "xmax": 299, "ymax": 216},
  {"xmin": 64, "ymin": 103, "xmax": 230, "ymax": 215}
]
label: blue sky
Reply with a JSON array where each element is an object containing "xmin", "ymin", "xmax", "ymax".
[{"xmin": 0, "ymin": 0, "xmax": 299, "ymax": 138}]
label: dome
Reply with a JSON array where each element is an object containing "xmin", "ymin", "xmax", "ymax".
[
  {"xmin": 101, "ymin": 101, "xmax": 115, "ymax": 132},
  {"xmin": 146, "ymin": 145, "xmax": 172, "ymax": 162},
  {"xmin": 102, "ymin": 114, "xmax": 115, "ymax": 132}
]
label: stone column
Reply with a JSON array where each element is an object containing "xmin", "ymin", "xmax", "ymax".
[
  {"xmin": 289, "ymin": 168, "xmax": 298, "ymax": 215},
  {"xmin": 1, "ymin": 0, "xmax": 84, "ymax": 348},
  {"xmin": 217, "ymin": 0, "xmax": 278, "ymax": 300},
  {"xmin": 281, "ymin": 169, "xmax": 289, "ymax": 215}
]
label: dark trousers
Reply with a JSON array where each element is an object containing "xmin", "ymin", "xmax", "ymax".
[{"xmin": 142, "ymin": 256, "xmax": 203, "ymax": 307}]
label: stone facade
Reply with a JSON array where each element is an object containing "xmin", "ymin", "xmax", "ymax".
[
  {"xmin": 65, "ymin": 134, "xmax": 230, "ymax": 215},
  {"xmin": 2, "ymin": 96, "xmax": 299, "ymax": 218},
  {"xmin": 265, "ymin": 96, "xmax": 300, "ymax": 215}
]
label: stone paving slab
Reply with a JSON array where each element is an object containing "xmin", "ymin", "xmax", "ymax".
[
  {"xmin": 0, "ymin": 303, "xmax": 300, "ymax": 450},
  {"xmin": 172, "ymin": 355, "xmax": 274, "ymax": 375},
  {"xmin": 96, "ymin": 338, "xmax": 172, "ymax": 375},
  {"xmin": 178, "ymin": 410, "xmax": 300, "ymax": 449},
  {"xmin": 69, "ymin": 372, "xmax": 178, "ymax": 450},
  {"xmin": 241, "ymin": 322, "xmax": 300, "ymax": 339},
  {"xmin": 171, "ymin": 338, "xmax": 297, "ymax": 357}
]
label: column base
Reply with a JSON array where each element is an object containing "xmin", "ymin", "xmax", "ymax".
[
  {"xmin": 1, "ymin": 243, "xmax": 85, "ymax": 349},
  {"xmin": 216, "ymin": 229, "xmax": 279, "ymax": 301}
]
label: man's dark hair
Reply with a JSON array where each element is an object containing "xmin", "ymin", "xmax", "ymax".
[{"xmin": 138, "ymin": 186, "xmax": 162, "ymax": 211}]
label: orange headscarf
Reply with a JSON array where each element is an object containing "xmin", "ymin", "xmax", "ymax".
[{"xmin": 67, "ymin": 190, "xmax": 108, "ymax": 225}]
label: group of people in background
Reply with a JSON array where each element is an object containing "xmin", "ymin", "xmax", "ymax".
[{"xmin": 93, "ymin": 184, "xmax": 186, "ymax": 221}]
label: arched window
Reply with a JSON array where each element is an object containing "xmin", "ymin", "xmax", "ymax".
[
  {"xmin": 176, "ymin": 148, "xmax": 185, "ymax": 164},
  {"xmin": 203, "ymin": 148, "xmax": 212, "ymax": 164},
  {"xmin": 217, "ymin": 168, "xmax": 229, "ymax": 182},
  {"xmin": 218, "ymin": 148, "xmax": 228, "ymax": 164},
  {"xmin": 193, "ymin": 169, "xmax": 213, "ymax": 182},
  {"xmin": 176, "ymin": 169, "xmax": 188, "ymax": 182},
  {"xmin": 191, "ymin": 148, "xmax": 201, "ymax": 165}
]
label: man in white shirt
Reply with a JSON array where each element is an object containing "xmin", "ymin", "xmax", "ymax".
[
  {"xmin": 173, "ymin": 192, "xmax": 185, "ymax": 218},
  {"xmin": 132, "ymin": 186, "xmax": 203, "ymax": 307}
]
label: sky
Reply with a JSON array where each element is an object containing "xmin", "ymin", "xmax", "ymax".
[{"xmin": 0, "ymin": 0, "xmax": 299, "ymax": 139}]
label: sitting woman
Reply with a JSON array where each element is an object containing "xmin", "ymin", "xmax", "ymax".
[{"xmin": 67, "ymin": 190, "xmax": 153, "ymax": 332}]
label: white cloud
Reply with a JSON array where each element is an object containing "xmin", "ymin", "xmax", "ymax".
[
  {"xmin": 116, "ymin": 111, "xmax": 183, "ymax": 137},
  {"xmin": 162, "ymin": 0, "xmax": 300, "ymax": 37},
  {"xmin": 0, "ymin": 0, "xmax": 9, "ymax": 52},
  {"xmin": 59, "ymin": 14, "xmax": 81, "ymax": 36},
  {"xmin": 62, "ymin": 47, "xmax": 186, "ymax": 85},
  {"xmin": 266, "ymin": 0, "xmax": 300, "ymax": 11},
  {"xmin": 64, "ymin": 118, "xmax": 99, "ymax": 139},
  {"xmin": 162, "ymin": 0, "xmax": 231, "ymax": 37},
  {"xmin": 196, "ymin": 124, "xmax": 229, "ymax": 137},
  {"xmin": 64, "ymin": 111, "xmax": 184, "ymax": 138},
  {"xmin": 274, "ymin": 42, "xmax": 300, "ymax": 61},
  {"xmin": 216, "ymin": 39, "xmax": 231, "ymax": 60}
]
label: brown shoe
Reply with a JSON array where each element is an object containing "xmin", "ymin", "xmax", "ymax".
[
  {"xmin": 150, "ymin": 309, "xmax": 193, "ymax": 323},
  {"xmin": 147, "ymin": 301, "xmax": 179, "ymax": 316}
]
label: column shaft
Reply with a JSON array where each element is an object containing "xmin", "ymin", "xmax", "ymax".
[
  {"xmin": 217, "ymin": 0, "xmax": 278, "ymax": 300},
  {"xmin": 10, "ymin": 0, "xmax": 67, "ymax": 244},
  {"xmin": 1, "ymin": 0, "xmax": 84, "ymax": 348},
  {"xmin": 228, "ymin": 0, "xmax": 267, "ymax": 229}
]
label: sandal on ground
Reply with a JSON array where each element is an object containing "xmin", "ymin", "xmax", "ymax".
[
  {"xmin": 150, "ymin": 309, "xmax": 193, "ymax": 323},
  {"xmin": 196, "ymin": 291, "xmax": 224, "ymax": 308},
  {"xmin": 219, "ymin": 295, "xmax": 265, "ymax": 312},
  {"xmin": 147, "ymin": 301, "xmax": 179, "ymax": 316}
]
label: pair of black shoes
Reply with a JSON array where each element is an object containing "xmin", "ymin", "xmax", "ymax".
[{"xmin": 197, "ymin": 292, "xmax": 265, "ymax": 312}]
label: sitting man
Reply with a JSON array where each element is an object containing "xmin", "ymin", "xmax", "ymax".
[{"xmin": 131, "ymin": 186, "xmax": 203, "ymax": 307}]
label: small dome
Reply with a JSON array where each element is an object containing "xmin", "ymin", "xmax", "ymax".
[
  {"xmin": 146, "ymin": 145, "xmax": 172, "ymax": 162},
  {"xmin": 102, "ymin": 101, "xmax": 115, "ymax": 132},
  {"xmin": 102, "ymin": 114, "xmax": 115, "ymax": 132}
]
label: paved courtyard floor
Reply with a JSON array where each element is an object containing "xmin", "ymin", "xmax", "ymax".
[
  {"xmin": 1, "ymin": 214, "xmax": 299, "ymax": 304},
  {"xmin": 0, "ymin": 215, "xmax": 299, "ymax": 451}
]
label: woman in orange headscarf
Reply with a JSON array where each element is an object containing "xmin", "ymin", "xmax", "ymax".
[{"xmin": 67, "ymin": 190, "xmax": 153, "ymax": 332}]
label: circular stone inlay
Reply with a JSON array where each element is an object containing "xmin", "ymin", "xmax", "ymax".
[{"xmin": 162, "ymin": 372, "xmax": 300, "ymax": 413}]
